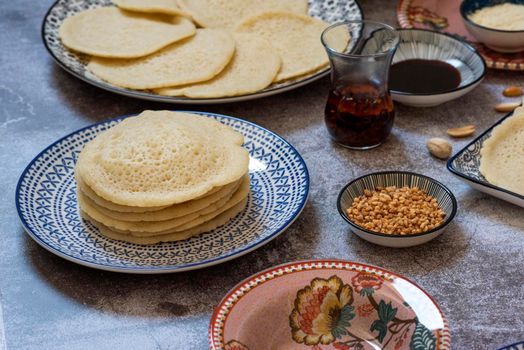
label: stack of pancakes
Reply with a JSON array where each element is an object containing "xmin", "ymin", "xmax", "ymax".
[
  {"xmin": 75, "ymin": 110, "xmax": 250, "ymax": 244},
  {"xmin": 58, "ymin": 0, "xmax": 349, "ymax": 98}
]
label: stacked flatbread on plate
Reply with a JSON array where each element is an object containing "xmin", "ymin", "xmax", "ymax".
[
  {"xmin": 58, "ymin": 0, "xmax": 349, "ymax": 98},
  {"xmin": 479, "ymin": 106, "xmax": 524, "ymax": 196},
  {"xmin": 75, "ymin": 110, "xmax": 250, "ymax": 244}
]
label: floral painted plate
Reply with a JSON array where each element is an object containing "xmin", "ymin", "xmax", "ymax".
[
  {"xmin": 447, "ymin": 111, "xmax": 524, "ymax": 208},
  {"xmin": 16, "ymin": 112, "xmax": 309, "ymax": 273},
  {"xmin": 210, "ymin": 260, "xmax": 450, "ymax": 350},
  {"xmin": 41, "ymin": 0, "xmax": 362, "ymax": 104},
  {"xmin": 397, "ymin": 0, "xmax": 524, "ymax": 70}
]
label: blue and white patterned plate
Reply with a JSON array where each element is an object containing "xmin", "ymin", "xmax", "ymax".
[
  {"xmin": 498, "ymin": 341, "xmax": 524, "ymax": 350},
  {"xmin": 16, "ymin": 112, "xmax": 310, "ymax": 273},
  {"xmin": 41, "ymin": 0, "xmax": 362, "ymax": 104},
  {"xmin": 447, "ymin": 111, "xmax": 524, "ymax": 208}
]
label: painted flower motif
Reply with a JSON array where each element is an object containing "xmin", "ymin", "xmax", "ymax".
[
  {"xmin": 225, "ymin": 340, "xmax": 249, "ymax": 350},
  {"xmin": 351, "ymin": 272, "xmax": 383, "ymax": 296},
  {"xmin": 333, "ymin": 342, "xmax": 351, "ymax": 350},
  {"xmin": 289, "ymin": 275, "xmax": 355, "ymax": 346},
  {"xmin": 357, "ymin": 303, "xmax": 375, "ymax": 317}
]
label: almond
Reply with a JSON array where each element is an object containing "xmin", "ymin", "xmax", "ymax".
[
  {"xmin": 503, "ymin": 86, "xmax": 523, "ymax": 97},
  {"xmin": 447, "ymin": 125, "xmax": 475, "ymax": 138},
  {"xmin": 427, "ymin": 138, "xmax": 452, "ymax": 160},
  {"xmin": 495, "ymin": 102, "xmax": 521, "ymax": 113}
]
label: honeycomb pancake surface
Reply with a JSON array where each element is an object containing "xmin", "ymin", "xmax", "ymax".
[
  {"xmin": 176, "ymin": 0, "xmax": 308, "ymax": 29},
  {"xmin": 87, "ymin": 29, "xmax": 235, "ymax": 89},
  {"xmin": 75, "ymin": 111, "xmax": 249, "ymax": 207},
  {"xmin": 480, "ymin": 107, "xmax": 524, "ymax": 196},
  {"xmin": 82, "ymin": 197, "xmax": 248, "ymax": 244},
  {"xmin": 78, "ymin": 177, "xmax": 241, "ymax": 221},
  {"xmin": 236, "ymin": 11, "xmax": 348, "ymax": 82},
  {"xmin": 155, "ymin": 33, "xmax": 280, "ymax": 98},
  {"xmin": 113, "ymin": 0, "xmax": 190, "ymax": 16},
  {"xmin": 59, "ymin": 8, "xmax": 195, "ymax": 58}
]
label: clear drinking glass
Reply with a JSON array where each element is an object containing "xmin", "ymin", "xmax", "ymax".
[{"xmin": 321, "ymin": 21, "xmax": 399, "ymax": 149}]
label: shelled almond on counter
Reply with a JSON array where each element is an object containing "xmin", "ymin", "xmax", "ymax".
[
  {"xmin": 447, "ymin": 125, "xmax": 475, "ymax": 138},
  {"xmin": 503, "ymin": 86, "xmax": 523, "ymax": 97},
  {"xmin": 495, "ymin": 102, "xmax": 521, "ymax": 113}
]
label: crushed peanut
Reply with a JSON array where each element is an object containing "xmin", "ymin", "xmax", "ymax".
[{"xmin": 346, "ymin": 186, "xmax": 446, "ymax": 235}]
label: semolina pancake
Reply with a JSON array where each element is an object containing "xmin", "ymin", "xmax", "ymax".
[
  {"xmin": 82, "ymin": 197, "xmax": 248, "ymax": 244},
  {"xmin": 480, "ymin": 107, "xmax": 524, "ymax": 196},
  {"xmin": 78, "ymin": 175, "xmax": 250, "ymax": 235},
  {"xmin": 75, "ymin": 111, "xmax": 249, "ymax": 207},
  {"xmin": 236, "ymin": 11, "xmax": 348, "ymax": 82},
  {"xmin": 155, "ymin": 33, "xmax": 281, "ymax": 98},
  {"xmin": 87, "ymin": 29, "xmax": 235, "ymax": 89},
  {"xmin": 59, "ymin": 7, "xmax": 196, "ymax": 58},
  {"xmin": 78, "ymin": 176, "xmax": 242, "ymax": 221},
  {"xmin": 176, "ymin": 0, "xmax": 309, "ymax": 29},
  {"xmin": 113, "ymin": 0, "xmax": 190, "ymax": 17}
]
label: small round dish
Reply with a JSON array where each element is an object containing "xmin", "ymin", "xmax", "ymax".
[
  {"xmin": 209, "ymin": 259, "xmax": 451, "ymax": 350},
  {"xmin": 460, "ymin": 0, "xmax": 524, "ymax": 53},
  {"xmin": 337, "ymin": 171, "xmax": 457, "ymax": 248},
  {"xmin": 390, "ymin": 29, "xmax": 486, "ymax": 107}
]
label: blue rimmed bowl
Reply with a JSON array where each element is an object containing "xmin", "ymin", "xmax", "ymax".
[
  {"xmin": 337, "ymin": 171, "xmax": 457, "ymax": 248},
  {"xmin": 390, "ymin": 29, "xmax": 486, "ymax": 107},
  {"xmin": 461, "ymin": 0, "xmax": 524, "ymax": 53}
]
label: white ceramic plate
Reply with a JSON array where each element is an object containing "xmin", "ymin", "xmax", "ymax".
[
  {"xmin": 41, "ymin": 0, "xmax": 362, "ymax": 104},
  {"xmin": 447, "ymin": 111, "xmax": 524, "ymax": 208},
  {"xmin": 16, "ymin": 111, "xmax": 310, "ymax": 273}
]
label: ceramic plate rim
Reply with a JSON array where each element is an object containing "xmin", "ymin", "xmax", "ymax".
[
  {"xmin": 447, "ymin": 111, "xmax": 524, "ymax": 202},
  {"xmin": 497, "ymin": 340, "xmax": 524, "ymax": 350},
  {"xmin": 208, "ymin": 259, "xmax": 451, "ymax": 350},
  {"xmin": 390, "ymin": 28, "xmax": 487, "ymax": 96},
  {"xmin": 337, "ymin": 171, "xmax": 458, "ymax": 239},
  {"xmin": 40, "ymin": 0, "xmax": 363, "ymax": 105},
  {"xmin": 15, "ymin": 111, "xmax": 310, "ymax": 274}
]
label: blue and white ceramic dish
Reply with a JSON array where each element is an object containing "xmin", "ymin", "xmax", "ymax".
[
  {"xmin": 461, "ymin": 0, "xmax": 524, "ymax": 53},
  {"xmin": 41, "ymin": 0, "xmax": 362, "ymax": 104},
  {"xmin": 391, "ymin": 29, "xmax": 486, "ymax": 107},
  {"xmin": 498, "ymin": 341, "xmax": 524, "ymax": 350},
  {"xmin": 447, "ymin": 111, "xmax": 524, "ymax": 208},
  {"xmin": 337, "ymin": 171, "xmax": 457, "ymax": 248},
  {"xmin": 16, "ymin": 112, "xmax": 310, "ymax": 273}
]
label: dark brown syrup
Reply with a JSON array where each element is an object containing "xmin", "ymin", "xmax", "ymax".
[
  {"xmin": 325, "ymin": 83, "xmax": 395, "ymax": 148},
  {"xmin": 389, "ymin": 59, "xmax": 461, "ymax": 94}
]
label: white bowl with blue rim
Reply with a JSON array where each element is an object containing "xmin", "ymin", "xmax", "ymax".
[
  {"xmin": 461, "ymin": 0, "xmax": 524, "ymax": 53},
  {"xmin": 337, "ymin": 171, "xmax": 457, "ymax": 248},
  {"xmin": 390, "ymin": 29, "xmax": 486, "ymax": 107}
]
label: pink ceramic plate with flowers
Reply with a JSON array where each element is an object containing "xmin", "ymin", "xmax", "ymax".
[
  {"xmin": 209, "ymin": 260, "xmax": 450, "ymax": 350},
  {"xmin": 397, "ymin": 0, "xmax": 524, "ymax": 70}
]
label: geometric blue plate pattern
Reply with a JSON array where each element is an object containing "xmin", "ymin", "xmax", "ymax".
[{"xmin": 16, "ymin": 112, "xmax": 309, "ymax": 273}]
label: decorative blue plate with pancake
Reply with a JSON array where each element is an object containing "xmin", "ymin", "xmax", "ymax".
[{"xmin": 16, "ymin": 111, "xmax": 309, "ymax": 273}]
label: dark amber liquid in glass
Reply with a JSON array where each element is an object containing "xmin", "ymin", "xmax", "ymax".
[{"xmin": 325, "ymin": 84, "xmax": 395, "ymax": 148}]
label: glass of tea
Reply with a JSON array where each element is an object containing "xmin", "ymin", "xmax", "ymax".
[{"xmin": 321, "ymin": 21, "xmax": 399, "ymax": 149}]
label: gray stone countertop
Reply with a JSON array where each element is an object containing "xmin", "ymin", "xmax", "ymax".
[{"xmin": 1, "ymin": 0, "xmax": 523, "ymax": 349}]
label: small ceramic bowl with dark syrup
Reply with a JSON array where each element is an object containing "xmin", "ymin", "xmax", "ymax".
[{"xmin": 389, "ymin": 29, "xmax": 486, "ymax": 107}]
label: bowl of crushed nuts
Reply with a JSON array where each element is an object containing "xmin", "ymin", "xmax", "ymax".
[{"xmin": 337, "ymin": 171, "xmax": 457, "ymax": 247}]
